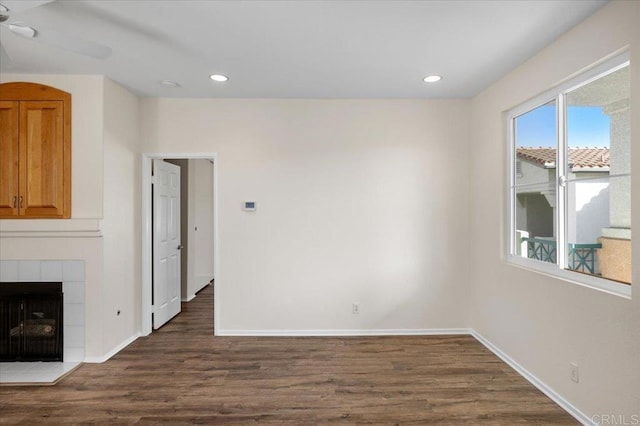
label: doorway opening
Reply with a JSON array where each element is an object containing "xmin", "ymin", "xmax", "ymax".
[{"xmin": 141, "ymin": 153, "xmax": 218, "ymax": 336}]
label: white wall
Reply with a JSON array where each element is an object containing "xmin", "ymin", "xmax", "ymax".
[
  {"xmin": 101, "ymin": 78, "xmax": 142, "ymax": 353},
  {"xmin": 188, "ymin": 159, "xmax": 214, "ymax": 298},
  {"xmin": 141, "ymin": 99, "xmax": 471, "ymax": 333},
  {"xmin": 469, "ymin": 0, "xmax": 639, "ymax": 419}
]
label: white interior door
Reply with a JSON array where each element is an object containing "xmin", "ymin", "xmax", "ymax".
[{"xmin": 152, "ymin": 159, "xmax": 181, "ymax": 329}]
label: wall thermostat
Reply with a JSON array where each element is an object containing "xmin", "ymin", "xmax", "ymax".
[{"xmin": 243, "ymin": 201, "xmax": 257, "ymax": 212}]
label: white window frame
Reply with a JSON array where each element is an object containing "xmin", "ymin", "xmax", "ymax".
[{"xmin": 506, "ymin": 51, "xmax": 631, "ymax": 299}]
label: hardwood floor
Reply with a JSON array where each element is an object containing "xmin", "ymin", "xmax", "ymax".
[{"xmin": 0, "ymin": 285, "xmax": 576, "ymax": 425}]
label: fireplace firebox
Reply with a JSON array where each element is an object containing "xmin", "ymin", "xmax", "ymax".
[{"xmin": 0, "ymin": 282, "xmax": 63, "ymax": 361}]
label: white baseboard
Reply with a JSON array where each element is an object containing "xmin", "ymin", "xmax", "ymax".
[
  {"xmin": 216, "ymin": 328, "xmax": 471, "ymax": 337},
  {"xmin": 470, "ymin": 330, "xmax": 593, "ymax": 426},
  {"xmin": 182, "ymin": 280, "xmax": 211, "ymax": 302},
  {"xmin": 181, "ymin": 294, "xmax": 196, "ymax": 302},
  {"xmin": 84, "ymin": 333, "xmax": 140, "ymax": 363},
  {"xmin": 194, "ymin": 277, "xmax": 213, "ymax": 293}
]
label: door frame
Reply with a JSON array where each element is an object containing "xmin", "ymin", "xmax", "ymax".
[{"xmin": 141, "ymin": 153, "xmax": 219, "ymax": 336}]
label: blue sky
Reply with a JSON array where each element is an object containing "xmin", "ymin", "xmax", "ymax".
[{"xmin": 516, "ymin": 104, "xmax": 610, "ymax": 148}]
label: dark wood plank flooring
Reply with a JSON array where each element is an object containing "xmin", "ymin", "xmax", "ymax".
[{"xmin": 0, "ymin": 284, "xmax": 576, "ymax": 424}]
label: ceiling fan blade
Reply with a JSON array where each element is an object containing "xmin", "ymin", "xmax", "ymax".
[
  {"xmin": 0, "ymin": 1, "xmax": 55, "ymax": 15},
  {"xmin": 1, "ymin": 1, "xmax": 110, "ymax": 62},
  {"xmin": 0, "ymin": 41, "xmax": 15, "ymax": 67},
  {"xmin": 30, "ymin": 26, "xmax": 112, "ymax": 59}
]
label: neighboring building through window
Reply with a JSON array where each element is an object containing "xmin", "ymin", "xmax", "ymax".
[{"xmin": 508, "ymin": 53, "xmax": 631, "ymax": 296}]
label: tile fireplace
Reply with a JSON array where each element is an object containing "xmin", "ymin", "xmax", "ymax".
[{"xmin": 0, "ymin": 260, "xmax": 85, "ymax": 363}]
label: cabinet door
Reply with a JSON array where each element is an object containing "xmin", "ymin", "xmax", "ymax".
[
  {"xmin": 0, "ymin": 101, "xmax": 20, "ymax": 217},
  {"xmin": 19, "ymin": 101, "xmax": 66, "ymax": 217}
]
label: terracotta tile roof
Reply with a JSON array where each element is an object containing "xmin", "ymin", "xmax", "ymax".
[{"xmin": 516, "ymin": 147, "xmax": 610, "ymax": 170}]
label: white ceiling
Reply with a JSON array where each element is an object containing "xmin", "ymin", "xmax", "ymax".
[{"xmin": 0, "ymin": 0, "xmax": 607, "ymax": 98}]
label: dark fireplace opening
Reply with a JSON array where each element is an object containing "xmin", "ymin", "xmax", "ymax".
[{"xmin": 0, "ymin": 282, "xmax": 63, "ymax": 362}]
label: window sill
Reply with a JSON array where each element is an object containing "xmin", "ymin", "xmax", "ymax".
[{"xmin": 506, "ymin": 255, "xmax": 631, "ymax": 299}]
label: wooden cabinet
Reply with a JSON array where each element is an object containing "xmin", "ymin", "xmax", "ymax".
[{"xmin": 0, "ymin": 83, "xmax": 71, "ymax": 218}]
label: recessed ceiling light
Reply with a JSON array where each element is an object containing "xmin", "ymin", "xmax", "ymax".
[
  {"xmin": 160, "ymin": 80, "xmax": 180, "ymax": 87},
  {"xmin": 209, "ymin": 74, "xmax": 229, "ymax": 82},
  {"xmin": 423, "ymin": 75, "xmax": 442, "ymax": 83}
]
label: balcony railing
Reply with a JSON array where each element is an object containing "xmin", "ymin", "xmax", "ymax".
[
  {"xmin": 521, "ymin": 237, "xmax": 602, "ymax": 274},
  {"xmin": 523, "ymin": 237, "xmax": 557, "ymax": 264},
  {"xmin": 567, "ymin": 243, "xmax": 602, "ymax": 274}
]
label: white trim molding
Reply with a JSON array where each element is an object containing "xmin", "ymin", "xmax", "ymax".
[
  {"xmin": 505, "ymin": 51, "xmax": 632, "ymax": 300},
  {"xmin": 0, "ymin": 219, "xmax": 102, "ymax": 238},
  {"xmin": 216, "ymin": 328, "xmax": 471, "ymax": 337},
  {"xmin": 471, "ymin": 330, "xmax": 593, "ymax": 426},
  {"xmin": 140, "ymin": 153, "xmax": 219, "ymax": 337},
  {"xmin": 84, "ymin": 333, "xmax": 140, "ymax": 364}
]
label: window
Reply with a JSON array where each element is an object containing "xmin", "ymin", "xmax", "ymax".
[{"xmin": 508, "ymin": 53, "xmax": 631, "ymax": 297}]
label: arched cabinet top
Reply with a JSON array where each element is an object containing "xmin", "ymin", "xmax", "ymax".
[
  {"xmin": 0, "ymin": 81, "xmax": 72, "ymax": 219},
  {"xmin": 0, "ymin": 82, "xmax": 71, "ymax": 102}
]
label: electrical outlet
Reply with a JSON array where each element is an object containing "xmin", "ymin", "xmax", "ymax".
[
  {"xmin": 352, "ymin": 303, "xmax": 360, "ymax": 314},
  {"xmin": 570, "ymin": 362, "xmax": 579, "ymax": 383}
]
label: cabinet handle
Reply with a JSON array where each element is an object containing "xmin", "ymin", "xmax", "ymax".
[
  {"xmin": 19, "ymin": 196, "xmax": 23, "ymax": 208},
  {"xmin": 13, "ymin": 196, "xmax": 17, "ymax": 208}
]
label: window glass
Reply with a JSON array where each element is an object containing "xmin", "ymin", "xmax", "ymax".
[
  {"xmin": 513, "ymin": 101, "xmax": 557, "ymax": 263},
  {"xmin": 508, "ymin": 56, "xmax": 631, "ymax": 292},
  {"xmin": 564, "ymin": 65, "xmax": 631, "ymax": 284}
]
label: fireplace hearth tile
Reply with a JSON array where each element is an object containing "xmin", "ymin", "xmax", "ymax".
[
  {"xmin": 62, "ymin": 282, "xmax": 84, "ymax": 303},
  {"xmin": 17, "ymin": 261, "xmax": 42, "ymax": 281},
  {"xmin": 41, "ymin": 261, "xmax": 63, "ymax": 281},
  {"xmin": 0, "ymin": 362, "xmax": 81, "ymax": 385},
  {"xmin": 0, "ymin": 261, "xmax": 18, "ymax": 281},
  {"xmin": 64, "ymin": 304, "xmax": 85, "ymax": 326},
  {"xmin": 62, "ymin": 261, "xmax": 84, "ymax": 281},
  {"xmin": 63, "ymin": 325, "xmax": 85, "ymax": 347}
]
